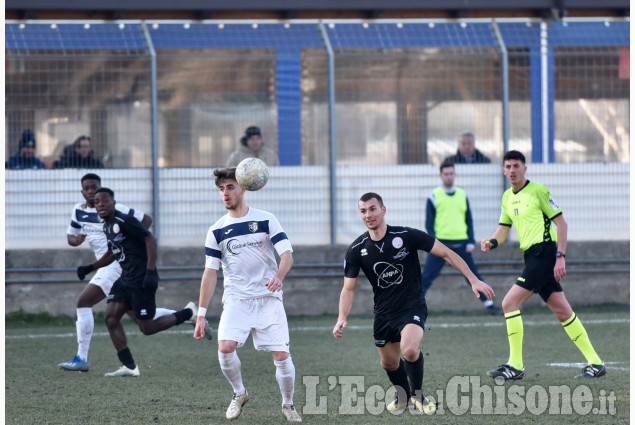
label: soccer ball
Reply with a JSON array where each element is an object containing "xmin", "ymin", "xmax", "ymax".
[{"xmin": 235, "ymin": 157, "xmax": 269, "ymax": 191}]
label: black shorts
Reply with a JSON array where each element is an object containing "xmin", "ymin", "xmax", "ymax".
[
  {"xmin": 516, "ymin": 242, "xmax": 563, "ymax": 302},
  {"xmin": 107, "ymin": 278, "xmax": 156, "ymax": 320},
  {"xmin": 373, "ymin": 304, "xmax": 428, "ymax": 347}
]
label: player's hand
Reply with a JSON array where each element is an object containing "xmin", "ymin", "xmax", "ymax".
[
  {"xmin": 471, "ymin": 279, "xmax": 495, "ymax": 301},
  {"xmin": 481, "ymin": 240, "xmax": 492, "ymax": 252},
  {"xmin": 333, "ymin": 318, "xmax": 347, "ymax": 339},
  {"xmin": 76, "ymin": 264, "xmax": 95, "ymax": 280},
  {"xmin": 554, "ymin": 258, "xmax": 566, "ymax": 282},
  {"xmin": 194, "ymin": 316, "xmax": 209, "ymax": 340},
  {"xmin": 142, "ymin": 269, "xmax": 159, "ymax": 291},
  {"xmin": 265, "ymin": 276, "xmax": 283, "ymax": 292}
]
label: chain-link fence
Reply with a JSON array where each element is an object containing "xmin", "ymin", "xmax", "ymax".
[{"xmin": 5, "ymin": 18, "xmax": 630, "ymax": 249}]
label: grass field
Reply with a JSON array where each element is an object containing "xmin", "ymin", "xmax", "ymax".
[{"xmin": 5, "ymin": 307, "xmax": 629, "ymax": 424}]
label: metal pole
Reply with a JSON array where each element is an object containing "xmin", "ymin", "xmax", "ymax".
[
  {"xmin": 319, "ymin": 22, "xmax": 337, "ymax": 245},
  {"xmin": 491, "ymin": 19, "xmax": 510, "ymax": 190},
  {"xmin": 141, "ymin": 22, "xmax": 160, "ymax": 240},
  {"xmin": 540, "ymin": 21, "xmax": 549, "ymax": 164}
]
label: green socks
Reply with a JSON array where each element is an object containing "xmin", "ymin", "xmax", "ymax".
[
  {"xmin": 562, "ymin": 313, "xmax": 602, "ymax": 365},
  {"xmin": 505, "ymin": 310, "xmax": 524, "ymax": 370}
]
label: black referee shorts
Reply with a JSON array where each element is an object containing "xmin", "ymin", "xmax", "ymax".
[
  {"xmin": 107, "ymin": 278, "xmax": 157, "ymax": 320},
  {"xmin": 516, "ymin": 242, "xmax": 563, "ymax": 302},
  {"xmin": 373, "ymin": 304, "xmax": 428, "ymax": 347}
]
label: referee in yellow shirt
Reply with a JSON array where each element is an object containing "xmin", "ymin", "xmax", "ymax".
[{"xmin": 482, "ymin": 150, "xmax": 605, "ymax": 380}]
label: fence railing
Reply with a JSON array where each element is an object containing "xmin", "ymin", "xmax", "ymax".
[{"xmin": 5, "ymin": 18, "xmax": 630, "ymax": 248}]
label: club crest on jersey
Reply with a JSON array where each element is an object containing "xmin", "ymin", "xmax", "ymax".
[
  {"xmin": 392, "ymin": 237, "xmax": 403, "ymax": 249},
  {"xmin": 514, "ymin": 208, "xmax": 519, "ymax": 217},
  {"xmin": 248, "ymin": 222, "xmax": 258, "ymax": 233},
  {"xmin": 549, "ymin": 198, "xmax": 560, "ymax": 210},
  {"xmin": 113, "ymin": 223, "xmax": 120, "ymax": 233}
]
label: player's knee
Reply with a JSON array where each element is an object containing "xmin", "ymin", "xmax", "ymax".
[
  {"xmin": 381, "ymin": 359, "xmax": 400, "ymax": 371},
  {"xmin": 272, "ymin": 351, "xmax": 289, "ymax": 362},
  {"xmin": 104, "ymin": 314, "xmax": 118, "ymax": 329},
  {"xmin": 401, "ymin": 346, "xmax": 420, "ymax": 361},
  {"xmin": 218, "ymin": 341, "xmax": 236, "ymax": 354},
  {"xmin": 138, "ymin": 322, "xmax": 157, "ymax": 335}
]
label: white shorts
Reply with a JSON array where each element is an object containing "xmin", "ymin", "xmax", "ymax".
[
  {"xmin": 218, "ymin": 296, "xmax": 290, "ymax": 353},
  {"xmin": 89, "ymin": 262, "xmax": 122, "ymax": 296}
]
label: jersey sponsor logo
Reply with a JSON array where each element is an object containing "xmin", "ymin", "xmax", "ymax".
[
  {"xmin": 549, "ymin": 197, "xmax": 560, "ymax": 210},
  {"xmin": 393, "ymin": 248, "xmax": 408, "ymax": 260},
  {"xmin": 361, "ymin": 248, "xmax": 368, "ymax": 256},
  {"xmin": 392, "ymin": 237, "xmax": 403, "ymax": 249},
  {"xmin": 226, "ymin": 238, "xmax": 265, "ymax": 255},
  {"xmin": 373, "ymin": 262, "xmax": 404, "ymax": 288},
  {"xmin": 108, "ymin": 240, "xmax": 126, "ymax": 263},
  {"xmin": 248, "ymin": 222, "xmax": 259, "ymax": 233}
]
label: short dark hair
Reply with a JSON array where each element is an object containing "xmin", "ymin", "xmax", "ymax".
[
  {"xmin": 81, "ymin": 173, "xmax": 101, "ymax": 184},
  {"xmin": 503, "ymin": 150, "xmax": 526, "ymax": 164},
  {"xmin": 440, "ymin": 159, "xmax": 455, "ymax": 173},
  {"xmin": 74, "ymin": 135, "xmax": 91, "ymax": 149},
  {"xmin": 359, "ymin": 192, "xmax": 383, "ymax": 207},
  {"xmin": 95, "ymin": 187, "xmax": 114, "ymax": 198},
  {"xmin": 213, "ymin": 168, "xmax": 237, "ymax": 187}
]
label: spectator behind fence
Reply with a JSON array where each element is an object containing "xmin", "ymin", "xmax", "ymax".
[
  {"xmin": 5, "ymin": 129, "xmax": 47, "ymax": 169},
  {"xmin": 53, "ymin": 135, "xmax": 104, "ymax": 169},
  {"xmin": 226, "ymin": 126, "xmax": 279, "ymax": 167},
  {"xmin": 444, "ymin": 132, "xmax": 491, "ymax": 164}
]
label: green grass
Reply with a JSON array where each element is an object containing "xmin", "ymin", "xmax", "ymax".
[{"xmin": 5, "ymin": 309, "xmax": 629, "ymax": 424}]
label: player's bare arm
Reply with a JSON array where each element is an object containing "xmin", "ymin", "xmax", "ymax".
[
  {"xmin": 551, "ymin": 214, "xmax": 568, "ymax": 281},
  {"xmin": 144, "ymin": 234, "xmax": 158, "ymax": 270},
  {"xmin": 333, "ymin": 277, "xmax": 358, "ymax": 339},
  {"xmin": 266, "ymin": 250, "xmax": 293, "ymax": 292},
  {"xmin": 430, "ymin": 239, "xmax": 495, "ymax": 300},
  {"xmin": 481, "ymin": 225, "xmax": 511, "ymax": 252},
  {"xmin": 141, "ymin": 214, "xmax": 153, "ymax": 229},
  {"xmin": 195, "ymin": 268, "xmax": 217, "ymax": 340},
  {"xmin": 67, "ymin": 233, "xmax": 86, "ymax": 246}
]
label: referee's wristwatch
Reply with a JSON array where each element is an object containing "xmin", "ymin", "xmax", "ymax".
[{"xmin": 556, "ymin": 251, "xmax": 566, "ymax": 259}]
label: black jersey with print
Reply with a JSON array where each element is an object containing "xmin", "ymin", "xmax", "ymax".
[
  {"xmin": 103, "ymin": 210, "xmax": 151, "ymax": 286},
  {"xmin": 344, "ymin": 225, "xmax": 435, "ymax": 316}
]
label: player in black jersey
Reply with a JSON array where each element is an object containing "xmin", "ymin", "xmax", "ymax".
[
  {"xmin": 77, "ymin": 187, "xmax": 197, "ymax": 377},
  {"xmin": 333, "ymin": 192, "xmax": 494, "ymax": 414}
]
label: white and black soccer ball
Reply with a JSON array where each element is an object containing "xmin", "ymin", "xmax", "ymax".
[{"xmin": 235, "ymin": 157, "xmax": 269, "ymax": 191}]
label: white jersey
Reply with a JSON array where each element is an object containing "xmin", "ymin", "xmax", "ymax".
[
  {"xmin": 205, "ymin": 207, "xmax": 292, "ymax": 301},
  {"xmin": 67, "ymin": 202, "xmax": 145, "ymax": 260}
]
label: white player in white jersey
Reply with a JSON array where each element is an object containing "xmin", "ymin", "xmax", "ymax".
[
  {"xmin": 58, "ymin": 173, "xmax": 211, "ymax": 373},
  {"xmin": 194, "ymin": 168, "xmax": 302, "ymax": 423}
]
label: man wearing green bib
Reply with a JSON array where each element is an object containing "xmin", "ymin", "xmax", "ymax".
[
  {"xmin": 481, "ymin": 150, "xmax": 605, "ymax": 380},
  {"xmin": 421, "ymin": 160, "xmax": 502, "ymax": 315}
]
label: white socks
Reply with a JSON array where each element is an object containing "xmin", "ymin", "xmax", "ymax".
[
  {"xmin": 274, "ymin": 356, "xmax": 296, "ymax": 406},
  {"xmin": 76, "ymin": 307, "xmax": 94, "ymax": 361},
  {"xmin": 218, "ymin": 351, "xmax": 245, "ymax": 394},
  {"xmin": 153, "ymin": 308, "xmax": 176, "ymax": 319}
]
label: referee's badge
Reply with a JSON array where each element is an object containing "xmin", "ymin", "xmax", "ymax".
[
  {"xmin": 392, "ymin": 237, "xmax": 403, "ymax": 249},
  {"xmin": 248, "ymin": 222, "xmax": 258, "ymax": 233}
]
